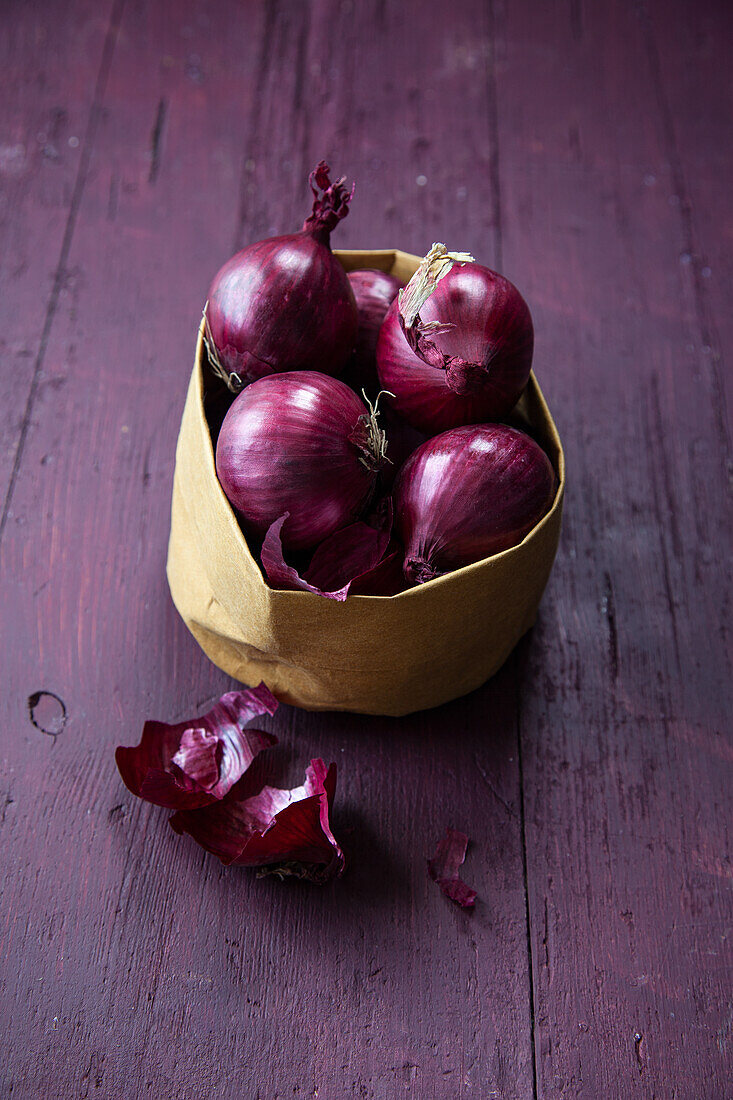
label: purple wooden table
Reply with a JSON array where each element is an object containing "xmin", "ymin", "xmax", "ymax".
[{"xmin": 1, "ymin": 2, "xmax": 731, "ymax": 1096}]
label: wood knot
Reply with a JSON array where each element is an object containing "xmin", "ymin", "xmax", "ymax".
[{"xmin": 27, "ymin": 691, "xmax": 67, "ymax": 739}]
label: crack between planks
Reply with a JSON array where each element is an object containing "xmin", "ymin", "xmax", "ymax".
[
  {"xmin": 485, "ymin": 4, "xmax": 537, "ymax": 1091},
  {"xmin": 569, "ymin": 0, "xmax": 584, "ymax": 42},
  {"xmin": 485, "ymin": 3, "xmax": 537, "ymax": 1092},
  {"xmin": 602, "ymin": 571, "xmax": 619, "ymax": 682},
  {"xmin": 0, "ymin": 0, "xmax": 127, "ymax": 547},
  {"xmin": 516, "ymin": 683, "xmax": 540, "ymax": 1100},
  {"xmin": 634, "ymin": 0, "xmax": 731, "ymax": 469},
  {"xmin": 292, "ymin": 0, "xmax": 312, "ymax": 197},
  {"xmin": 148, "ymin": 97, "xmax": 168, "ymax": 184},
  {"xmin": 473, "ymin": 752, "xmax": 517, "ymax": 819},
  {"xmin": 645, "ymin": 373, "xmax": 684, "ymax": 675}
]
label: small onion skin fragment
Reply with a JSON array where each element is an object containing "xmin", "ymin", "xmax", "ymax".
[
  {"xmin": 394, "ymin": 424, "xmax": 557, "ymax": 583},
  {"xmin": 428, "ymin": 828, "xmax": 477, "ymax": 909},
  {"xmin": 348, "ymin": 543, "xmax": 407, "ymax": 596},
  {"xmin": 260, "ymin": 515, "xmax": 351, "ymax": 600},
  {"xmin": 260, "ymin": 503, "xmax": 390, "ymax": 600},
  {"xmin": 216, "ymin": 371, "xmax": 386, "ymax": 552},
  {"xmin": 342, "ymin": 269, "xmax": 404, "ymax": 395},
  {"xmin": 206, "ymin": 162, "xmax": 358, "ymax": 386},
  {"xmin": 377, "ymin": 262, "xmax": 534, "ymax": 434}
]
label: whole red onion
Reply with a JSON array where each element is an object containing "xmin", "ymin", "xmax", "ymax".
[
  {"xmin": 377, "ymin": 244, "xmax": 534, "ymax": 434},
  {"xmin": 204, "ymin": 162, "xmax": 358, "ymax": 390},
  {"xmin": 216, "ymin": 371, "xmax": 387, "ymax": 551},
  {"xmin": 342, "ymin": 269, "xmax": 403, "ymax": 395},
  {"xmin": 394, "ymin": 424, "xmax": 556, "ymax": 583}
]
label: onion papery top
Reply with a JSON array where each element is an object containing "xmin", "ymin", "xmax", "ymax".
[
  {"xmin": 204, "ymin": 162, "xmax": 358, "ymax": 392},
  {"xmin": 377, "ymin": 244, "xmax": 534, "ymax": 434},
  {"xmin": 303, "ymin": 160, "xmax": 354, "ymax": 239}
]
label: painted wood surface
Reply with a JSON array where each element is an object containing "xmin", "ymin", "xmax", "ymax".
[
  {"xmin": 0, "ymin": 2, "xmax": 730, "ymax": 1098},
  {"xmin": 496, "ymin": 2, "xmax": 732, "ymax": 1095}
]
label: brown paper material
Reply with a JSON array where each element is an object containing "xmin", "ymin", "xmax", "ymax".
[{"xmin": 167, "ymin": 249, "xmax": 565, "ymax": 716}]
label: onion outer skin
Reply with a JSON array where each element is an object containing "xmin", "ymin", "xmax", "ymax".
[
  {"xmin": 394, "ymin": 423, "xmax": 557, "ymax": 582},
  {"xmin": 206, "ymin": 163, "xmax": 358, "ymax": 387},
  {"xmin": 216, "ymin": 371, "xmax": 383, "ymax": 552},
  {"xmin": 377, "ymin": 261, "xmax": 534, "ymax": 434}
]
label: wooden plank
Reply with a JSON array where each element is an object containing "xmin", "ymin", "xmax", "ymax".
[
  {"xmin": 642, "ymin": 0, "xmax": 733, "ymax": 471},
  {"xmin": 493, "ymin": 0, "xmax": 733, "ymax": 1095},
  {"xmin": 0, "ymin": 0, "xmax": 120, "ymax": 526},
  {"xmin": 0, "ymin": 2, "xmax": 536, "ymax": 1096}
]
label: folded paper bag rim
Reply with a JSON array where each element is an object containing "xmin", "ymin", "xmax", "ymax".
[{"xmin": 166, "ymin": 248, "xmax": 565, "ymax": 717}]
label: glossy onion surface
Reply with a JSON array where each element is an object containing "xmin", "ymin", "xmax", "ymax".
[
  {"xmin": 377, "ymin": 264, "xmax": 534, "ymax": 434},
  {"xmin": 208, "ymin": 234, "xmax": 357, "ymax": 383},
  {"xmin": 216, "ymin": 371, "xmax": 381, "ymax": 551},
  {"xmin": 206, "ymin": 163, "xmax": 357, "ymax": 386},
  {"xmin": 394, "ymin": 423, "xmax": 556, "ymax": 582}
]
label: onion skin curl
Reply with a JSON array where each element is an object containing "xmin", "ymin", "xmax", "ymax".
[
  {"xmin": 394, "ymin": 423, "xmax": 556, "ymax": 583},
  {"xmin": 377, "ymin": 247, "xmax": 534, "ymax": 434},
  {"xmin": 216, "ymin": 371, "xmax": 387, "ymax": 552},
  {"xmin": 206, "ymin": 162, "xmax": 358, "ymax": 389}
]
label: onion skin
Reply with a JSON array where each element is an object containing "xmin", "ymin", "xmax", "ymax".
[
  {"xmin": 216, "ymin": 371, "xmax": 385, "ymax": 552},
  {"xmin": 377, "ymin": 259, "xmax": 534, "ymax": 434},
  {"xmin": 428, "ymin": 828, "xmax": 477, "ymax": 909},
  {"xmin": 115, "ymin": 687, "xmax": 278, "ymax": 811},
  {"xmin": 170, "ymin": 759, "xmax": 345, "ymax": 882},
  {"xmin": 206, "ymin": 162, "xmax": 358, "ymax": 387},
  {"xmin": 349, "ymin": 543, "xmax": 407, "ymax": 596},
  {"xmin": 260, "ymin": 498, "xmax": 394, "ymax": 600},
  {"xmin": 394, "ymin": 424, "xmax": 556, "ymax": 582},
  {"xmin": 342, "ymin": 269, "xmax": 403, "ymax": 394}
]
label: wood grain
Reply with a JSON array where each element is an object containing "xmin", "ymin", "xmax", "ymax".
[
  {"xmin": 0, "ymin": 0, "xmax": 730, "ymax": 1097},
  {"xmin": 0, "ymin": 0, "xmax": 120, "ymax": 524},
  {"xmin": 494, "ymin": 0, "xmax": 732, "ymax": 1095},
  {"xmin": 1, "ymin": 2, "xmax": 534, "ymax": 1096}
]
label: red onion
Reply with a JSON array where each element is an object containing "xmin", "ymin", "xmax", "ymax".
[
  {"xmin": 341, "ymin": 269, "xmax": 403, "ymax": 395},
  {"xmin": 216, "ymin": 371, "xmax": 387, "ymax": 551},
  {"xmin": 260, "ymin": 498, "xmax": 393, "ymax": 600},
  {"xmin": 204, "ymin": 162, "xmax": 358, "ymax": 390},
  {"xmin": 394, "ymin": 424, "xmax": 556, "ymax": 583},
  {"xmin": 377, "ymin": 244, "xmax": 534, "ymax": 434},
  {"xmin": 380, "ymin": 406, "xmax": 426, "ymax": 491}
]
